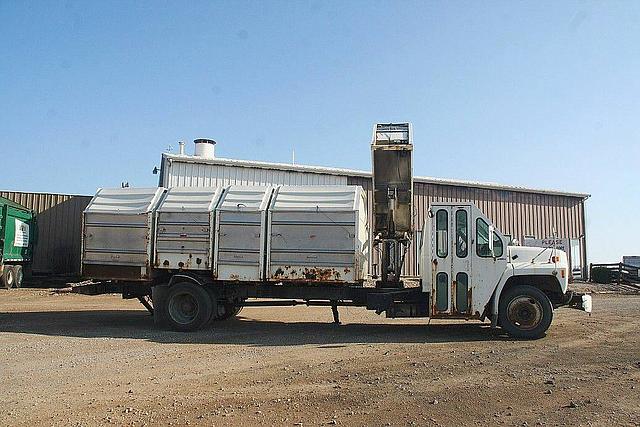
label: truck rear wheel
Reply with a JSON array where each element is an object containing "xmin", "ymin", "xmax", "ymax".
[
  {"xmin": 13, "ymin": 266, "xmax": 23, "ymax": 288},
  {"xmin": 2, "ymin": 267, "xmax": 15, "ymax": 289},
  {"xmin": 499, "ymin": 285, "xmax": 553, "ymax": 339},
  {"xmin": 212, "ymin": 302, "xmax": 244, "ymax": 321},
  {"xmin": 164, "ymin": 282, "xmax": 213, "ymax": 332}
]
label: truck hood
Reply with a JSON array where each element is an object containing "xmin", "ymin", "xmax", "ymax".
[
  {"xmin": 507, "ymin": 245, "xmax": 569, "ymax": 292},
  {"xmin": 507, "ymin": 245, "xmax": 567, "ymax": 266}
]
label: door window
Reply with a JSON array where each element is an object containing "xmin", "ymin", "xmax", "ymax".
[
  {"xmin": 455, "ymin": 272, "xmax": 469, "ymax": 313},
  {"xmin": 436, "ymin": 209, "xmax": 448, "ymax": 258},
  {"xmin": 476, "ymin": 218, "xmax": 503, "ymax": 257},
  {"xmin": 455, "ymin": 209, "xmax": 468, "ymax": 258},
  {"xmin": 436, "ymin": 272, "xmax": 448, "ymax": 311}
]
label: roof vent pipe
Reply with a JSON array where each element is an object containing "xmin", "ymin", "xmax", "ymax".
[
  {"xmin": 194, "ymin": 138, "xmax": 216, "ymax": 158},
  {"xmin": 178, "ymin": 141, "xmax": 185, "ymax": 155}
]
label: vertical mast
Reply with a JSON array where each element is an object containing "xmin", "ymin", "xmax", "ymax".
[{"xmin": 371, "ymin": 123, "xmax": 414, "ymax": 287}]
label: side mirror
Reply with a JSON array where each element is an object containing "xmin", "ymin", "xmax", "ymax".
[{"xmin": 488, "ymin": 225, "xmax": 495, "ymax": 257}]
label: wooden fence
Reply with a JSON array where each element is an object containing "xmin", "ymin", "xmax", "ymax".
[{"xmin": 589, "ymin": 263, "xmax": 640, "ymax": 288}]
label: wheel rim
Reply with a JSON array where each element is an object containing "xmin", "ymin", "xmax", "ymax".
[
  {"xmin": 168, "ymin": 292, "xmax": 200, "ymax": 325},
  {"xmin": 15, "ymin": 270, "xmax": 23, "ymax": 287},
  {"xmin": 506, "ymin": 295, "xmax": 543, "ymax": 331}
]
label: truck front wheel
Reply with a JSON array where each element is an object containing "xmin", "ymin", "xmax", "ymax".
[
  {"xmin": 163, "ymin": 282, "xmax": 213, "ymax": 332},
  {"xmin": 499, "ymin": 285, "xmax": 553, "ymax": 339}
]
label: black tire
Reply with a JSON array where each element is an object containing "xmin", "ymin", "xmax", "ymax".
[
  {"xmin": 163, "ymin": 282, "xmax": 213, "ymax": 332},
  {"xmin": 13, "ymin": 265, "xmax": 23, "ymax": 288},
  {"xmin": 2, "ymin": 267, "xmax": 15, "ymax": 289},
  {"xmin": 211, "ymin": 301, "xmax": 244, "ymax": 321},
  {"xmin": 231, "ymin": 304, "xmax": 244, "ymax": 316},
  {"xmin": 499, "ymin": 285, "xmax": 553, "ymax": 339}
]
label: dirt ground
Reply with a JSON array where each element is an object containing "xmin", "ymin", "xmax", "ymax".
[{"xmin": 1, "ymin": 289, "xmax": 639, "ymax": 427}]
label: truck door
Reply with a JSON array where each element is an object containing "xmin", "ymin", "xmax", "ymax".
[
  {"xmin": 431, "ymin": 205, "xmax": 472, "ymax": 316},
  {"xmin": 452, "ymin": 206, "xmax": 471, "ymax": 314},
  {"xmin": 470, "ymin": 207, "xmax": 508, "ymax": 317}
]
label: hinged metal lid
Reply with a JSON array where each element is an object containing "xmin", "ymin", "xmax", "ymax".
[
  {"xmin": 84, "ymin": 187, "xmax": 166, "ymax": 214},
  {"xmin": 157, "ymin": 187, "xmax": 224, "ymax": 213},
  {"xmin": 216, "ymin": 186, "xmax": 273, "ymax": 212},
  {"xmin": 270, "ymin": 186, "xmax": 363, "ymax": 212}
]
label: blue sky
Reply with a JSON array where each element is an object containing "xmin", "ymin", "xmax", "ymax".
[{"xmin": 1, "ymin": 1, "xmax": 638, "ymax": 263}]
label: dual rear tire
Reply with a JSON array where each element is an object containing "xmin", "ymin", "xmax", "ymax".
[
  {"xmin": 213, "ymin": 302, "xmax": 244, "ymax": 321},
  {"xmin": 1, "ymin": 265, "xmax": 23, "ymax": 289},
  {"xmin": 154, "ymin": 282, "xmax": 243, "ymax": 332}
]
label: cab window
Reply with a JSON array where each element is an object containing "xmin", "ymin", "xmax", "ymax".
[
  {"xmin": 436, "ymin": 272, "xmax": 448, "ymax": 311},
  {"xmin": 476, "ymin": 218, "xmax": 503, "ymax": 258},
  {"xmin": 493, "ymin": 232, "xmax": 504, "ymax": 257},
  {"xmin": 455, "ymin": 210, "xmax": 468, "ymax": 258},
  {"xmin": 436, "ymin": 209, "xmax": 448, "ymax": 258}
]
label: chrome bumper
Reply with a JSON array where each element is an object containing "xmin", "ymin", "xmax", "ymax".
[{"xmin": 564, "ymin": 292, "xmax": 593, "ymax": 314}]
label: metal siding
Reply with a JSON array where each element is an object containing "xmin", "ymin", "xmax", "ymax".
[
  {"xmin": 0, "ymin": 191, "xmax": 92, "ymax": 275},
  {"xmin": 163, "ymin": 158, "xmax": 347, "ymax": 187},
  {"xmin": 267, "ymin": 186, "xmax": 367, "ymax": 283},
  {"xmin": 214, "ymin": 186, "xmax": 273, "ymax": 281},
  {"xmin": 82, "ymin": 188, "xmax": 165, "ymax": 280},
  {"xmin": 154, "ymin": 188, "xmax": 223, "ymax": 271}
]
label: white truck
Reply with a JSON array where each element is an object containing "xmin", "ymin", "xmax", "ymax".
[
  {"xmin": 77, "ymin": 124, "xmax": 591, "ymax": 339},
  {"xmin": 422, "ymin": 202, "xmax": 591, "ymax": 338}
]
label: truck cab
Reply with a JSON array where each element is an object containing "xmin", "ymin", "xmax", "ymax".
[{"xmin": 421, "ymin": 203, "xmax": 591, "ymax": 338}]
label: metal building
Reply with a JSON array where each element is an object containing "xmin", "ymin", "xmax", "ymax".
[
  {"xmin": 0, "ymin": 190, "xmax": 92, "ymax": 275},
  {"xmin": 159, "ymin": 152, "xmax": 590, "ymax": 279}
]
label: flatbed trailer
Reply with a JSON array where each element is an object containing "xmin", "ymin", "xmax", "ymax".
[{"xmin": 71, "ymin": 277, "xmax": 428, "ymax": 323}]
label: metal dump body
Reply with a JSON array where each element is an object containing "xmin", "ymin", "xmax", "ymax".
[
  {"xmin": 82, "ymin": 187, "xmax": 165, "ymax": 280},
  {"xmin": 154, "ymin": 187, "xmax": 223, "ymax": 271},
  {"xmin": 0, "ymin": 197, "xmax": 35, "ymax": 264},
  {"xmin": 214, "ymin": 186, "xmax": 273, "ymax": 281},
  {"xmin": 266, "ymin": 186, "xmax": 368, "ymax": 283}
]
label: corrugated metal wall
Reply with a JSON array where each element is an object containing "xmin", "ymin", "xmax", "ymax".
[
  {"xmin": 348, "ymin": 177, "xmax": 587, "ymax": 278},
  {"xmin": 162, "ymin": 158, "xmax": 347, "ymax": 187},
  {"xmin": 0, "ymin": 191, "xmax": 92, "ymax": 275}
]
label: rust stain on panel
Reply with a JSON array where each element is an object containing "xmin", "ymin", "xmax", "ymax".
[{"xmin": 272, "ymin": 265, "xmax": 345, "ymax": 282}]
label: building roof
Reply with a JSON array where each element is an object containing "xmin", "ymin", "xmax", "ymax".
[
  {"xmin": 0, "ymin": 195, "xmax": 32, "ymax": 211},
  {"xmin": 162, "ymin": 153, "xmax": 591, "ymax": 200}
]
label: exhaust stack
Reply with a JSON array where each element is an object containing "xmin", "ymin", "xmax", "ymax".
[{"xmin": 194, "ymin": 138, "xmax": 216, "ymax": 158}]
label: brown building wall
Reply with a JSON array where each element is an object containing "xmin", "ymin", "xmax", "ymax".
[
  {"xmin": 0, "ymin": 191, "xmax": 92, "ymax": 275},
  {"xmin": 347, "ymin": 177, "xmax": 587, "ymax": 278}
]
